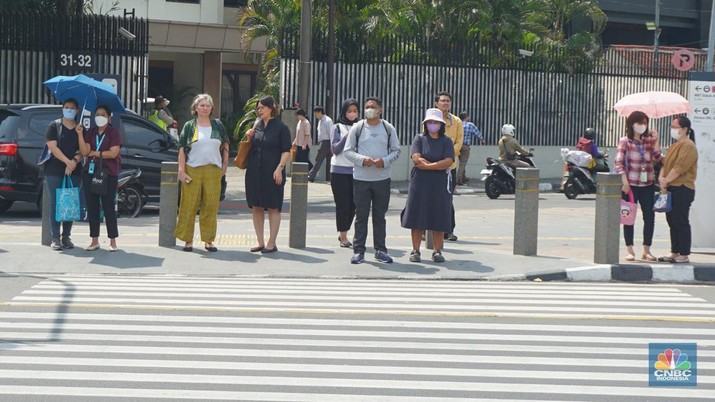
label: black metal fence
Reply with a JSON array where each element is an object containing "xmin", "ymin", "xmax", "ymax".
[
  {"xmin": 0, "ymin": 12, "xmax": 148, "ymax": 112},
  {"xmin": 280, "ymin": 32, "xmax": 693, "ymax": 147}
]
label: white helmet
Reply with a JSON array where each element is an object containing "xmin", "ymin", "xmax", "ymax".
[{"xmin": 501, "ymin": 124, "xmax": 515, "ymax": 136}]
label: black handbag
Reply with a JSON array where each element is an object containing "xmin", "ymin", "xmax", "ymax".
[{"xmin": 90, "ymin": 155, "xmax": 108, "ymax": 195}]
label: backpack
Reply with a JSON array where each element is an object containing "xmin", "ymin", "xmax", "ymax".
[
  {"xmin": 576, "ymin": 137, "xmax": 593, "ymax": 153},
  {"xmin": 37, "ymin": 119, "xmax": 63, "ymax": 170},
  {"xmin": 355, "ymin": 120, "xmax": 391, "ymax": 153}
]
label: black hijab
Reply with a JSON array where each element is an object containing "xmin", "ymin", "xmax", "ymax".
[{"xmin": 337, "ymin": 98, "xmax": 360, "ymax": 125}]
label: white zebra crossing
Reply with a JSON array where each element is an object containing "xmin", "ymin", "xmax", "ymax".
[{"xmin": 0, "ymin": 277, "xmax": 713, "ymax": 400}]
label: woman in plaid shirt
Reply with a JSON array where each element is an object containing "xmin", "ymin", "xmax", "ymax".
[{"xmin": 614, "ymin": 111, "xmax": 663, "ymax": 262}]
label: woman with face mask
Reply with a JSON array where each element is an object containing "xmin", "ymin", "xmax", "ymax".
[
  {"xmin": 329, "ymin": 98, "xmax": 360, "ymax": 248},
  {"xmin": 657, "ymin": 117, "xmax": 698, "ymax": 263},
  {"xmin": 400, "ymin": 108, "xmax": 455, "ymax": 263},
  {"xmin": 614, "ymin": 110, "xmax": 662, "ymax": 261},
  {"xmin": 76, "ymin": 105, "xmax": 123, "ymax": 252},
  {"xmin": 44, "ymin": 98, "xmax": 83, "ymax": 251}
]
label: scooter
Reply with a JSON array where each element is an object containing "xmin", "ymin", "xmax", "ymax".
[
  {"xmin": 480, "ymin": 149, "xmax": 536, "ymax": 199},
  {"xmin": 117, "ymin": 169, "xmax": 146, "ymax": 218},
  {"xmin": 563, "ymin": 157, "xmax": 609, "ymax": 199}
]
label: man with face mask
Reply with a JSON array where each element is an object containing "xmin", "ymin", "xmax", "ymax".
[
  {"xmin": 434, "ymin": 91, "xmax": 463, "ymax": 242},
  {"xmin": 343, "ymin": 97, "xmax": 401, "ymax": 264}
]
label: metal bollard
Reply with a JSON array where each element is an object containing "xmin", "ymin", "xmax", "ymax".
[
  {"xmin": 514, "ymin": 168, "xmax": 539, "ymax": 256},
  {"xmin": 425, "ymin": 230, "xmax": 434, "ymax": 250},
  {"xmin": 158, "ymin": 162, "xmax": 179, "ymax": 247},
  {"xmin": 41, "ymin": 181, "xmax": 51, "ymax": 246},
  {"xmin": 289, "ymin": 162, "xmax": 309, "ymax": 248},
  {"xmin": 594, "ymin": 173, "xmax": 622, "ymax": 264}
]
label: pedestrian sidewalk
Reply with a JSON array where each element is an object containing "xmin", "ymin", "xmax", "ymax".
[{"xmin": 1, "ymin": 169, "xmax": 713, "ymax": 283}]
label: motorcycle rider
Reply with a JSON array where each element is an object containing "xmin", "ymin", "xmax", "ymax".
[
  {"xmin": 576, "ymin": 128, "xmax": 609, "ymax": 172},
  {"xmin": 498, "ymin": 124, "xmax": 531, "ymax": 168}
]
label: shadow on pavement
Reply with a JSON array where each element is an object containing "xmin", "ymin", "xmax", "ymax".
[
  {"xmin": 0, "ymin": 272, "xmax": 74, "ymax": 348},
  {"xmin": 258, "ymin": 250, "xmax": 328, "ymax": 264},
  {"xmin": 199, "ymin": 249, "xmax": 261, "ymax": 263},
  {"xmin": 373, "ymin": 262, "xmax": 440, "ymax": 275},
  {"xmin": 86, "ymin": 250, "xmax": 164, "ymax": 269}
]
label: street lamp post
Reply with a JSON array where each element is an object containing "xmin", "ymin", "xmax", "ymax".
[
  {"xmin": 298, "ymin": 0, "xmax": 311, "ymax": 110},
  {"xmin": 653, "ymin": 0, "xmax": 662, "ymax": 74}
]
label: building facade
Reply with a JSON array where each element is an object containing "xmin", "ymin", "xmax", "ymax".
[{"xmin": 93, "ymin": 0, "xmax": 262, "ymax": 125}]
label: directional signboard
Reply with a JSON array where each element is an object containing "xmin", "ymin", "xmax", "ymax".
[{"xmin": 688, "ymin": 72, "xmax": 715, "ymax": 247}]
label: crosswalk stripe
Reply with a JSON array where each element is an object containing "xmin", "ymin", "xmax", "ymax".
[
  {"xmin": 1, "ymin": 278, "xmax": 712, "ymax": 400},
  {"xmin": 0, "ymin": 322, "xmax": 712, "ymax": 347},
  {"xmin": 17, "ymin": 289, "xmax": 711, "ymax": 306},
  {"xmin": 3, "ymin": 331, "xmax": 715, "ymax": 358},
  {"xmin": 4, "ymin": 312, "xmax": 715, "ymax": 336}
]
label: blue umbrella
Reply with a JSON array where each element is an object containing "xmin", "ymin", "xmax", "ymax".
[{"xmin": 43, "ymin": 74, "xmax": 126, "ymax": 115}]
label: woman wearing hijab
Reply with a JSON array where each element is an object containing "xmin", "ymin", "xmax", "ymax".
[
  {"xmin": 330, "ymin": 98, "xmax": 360, "ymax": 248},
  {"xmin": 614, "ymin": 110, "xmax": 662, "ymax": 262},
  {"xmin": 400, "ymin": 108, "xmax": 455, "ymax": 263}
]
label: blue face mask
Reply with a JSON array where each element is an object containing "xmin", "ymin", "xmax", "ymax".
[
  {"xmin": 62, "ymin": 108, "xmax": 77, "ymax": 120},
  {"xmin": 426, "ymin": 123, "xmax": 441, "ymax": 133}
]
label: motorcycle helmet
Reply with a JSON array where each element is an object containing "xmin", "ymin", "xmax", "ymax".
[
  {"xmin": 584, "ymin": 128, "xmax": 596, "ymax": 140},
  {"xmin": 501, "ymin": 124, "xmax": 515, "ymax": 136}
]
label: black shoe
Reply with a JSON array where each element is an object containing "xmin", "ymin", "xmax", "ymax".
[{"xmin": 444, "ymin": 233, "xmax": 458, "ymax": 241}]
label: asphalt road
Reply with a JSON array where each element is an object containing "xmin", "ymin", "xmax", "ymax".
[{"xmin": 0, "ymin": 276, "xmax": 713, "ymax": 401}]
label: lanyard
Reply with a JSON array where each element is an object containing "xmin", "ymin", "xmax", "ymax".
[{"xmin": 95, "ymin": 133, "xmax": 106, "ymax": 152}]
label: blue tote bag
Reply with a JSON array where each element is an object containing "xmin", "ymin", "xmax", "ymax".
[{"xmin": 55, "ymin": 175, "xmax": 80, "ymax": 222}]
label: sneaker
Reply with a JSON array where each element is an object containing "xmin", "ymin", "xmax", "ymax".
[
  {"xmin": 350, "ymin": 253, "xmax": 365, "ymax": 264},
  {"xmin": 432, "ymin": 251, "xmax": 445, "ymax": 263},
  {"xmin": 409, "ymin": 250, "xmax": 421, "ymax": 262},
  {"xmin": 61, "ymin": 236, "xmax": 75, "ymax": 249},
  {"xmin": 374, "ymin": 250, "xmax": 393, "ymax": 263},
  {"xmin": 50, "ymin": 238, "xmax": 63, "ymax": 251},
  {"xmin": 444, "ymin": 233, "xmax": 458, "ymax": 241}
]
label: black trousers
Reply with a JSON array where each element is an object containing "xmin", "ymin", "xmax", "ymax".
[
  {"xmin": 330, "ymin": 172, "xmax": 355, "ymax": 232},
  {"xmin": 352, "ymin": 178, "xmax": 391, "ymax": 254},
  {"xmin": 295, "ymin": 147, "xmax": 313, "ymax": 171},
  {"xmin": 622, "ymin": 184, "xmax": 655, "ymax": 247},
  {"xmin": 665, "ymin": 185, "xmax": 695, "ymax": 255},
  {"xmin": 83, "ymin": 174, "xmax": 119, "ymax": 239},
  {"xmin": 449, "ymin": 168, "xmax": 456, "ymax": 233},
  {"xmin": 309, "ymin": 140, "xmax": 331, "ymax": 180}
]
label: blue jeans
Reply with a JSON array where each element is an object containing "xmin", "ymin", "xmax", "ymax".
[{"xmin": 45, "ymin": 175, "xmax": 81, "ymax": 239}]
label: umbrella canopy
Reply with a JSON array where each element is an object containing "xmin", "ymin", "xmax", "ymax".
[
  {"xmin": 613, "ymin": 91, "xmax": 690, "ymax": 119},
  {"xmin": 44, "ymin": 74, "xmax": 126, "ymax": 114}
]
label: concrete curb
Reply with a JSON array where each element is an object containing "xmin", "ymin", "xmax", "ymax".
[
  {"xmin": 391, "ymin": 182, "xmax": 556, "ymax": 195},
  {"xmin": 511, "ymin": 264, "xmax": 715, "ymax": 283}
]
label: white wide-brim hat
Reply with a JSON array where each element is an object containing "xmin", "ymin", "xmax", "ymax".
[{"xmin": 422, "ymin": 108, "xmax": 446, "ymax": 124}]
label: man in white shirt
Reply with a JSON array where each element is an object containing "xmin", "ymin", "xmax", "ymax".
[{"xmin": 308, "ymin": 106, "xmax": 334, "ymax": 182}]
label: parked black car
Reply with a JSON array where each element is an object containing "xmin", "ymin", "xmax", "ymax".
[{"xmin": 0, "ymin": 104, "xmax": 226, "ymax": 214}]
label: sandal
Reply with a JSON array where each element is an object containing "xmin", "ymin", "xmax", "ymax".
[
  {"xmin": 641, "ymin": 253, "xmax": 657, "ymax": 262},
  {"xmin": 625, "ymin": 253, "xmax": 635, "ymax": 262},
  {"xmin": 673, "ymin": 256, "xmax": 690, "ymax": 263},
  {"xmin": 658, "ymin": 256, "xmax": 676, "ymax": 263}
]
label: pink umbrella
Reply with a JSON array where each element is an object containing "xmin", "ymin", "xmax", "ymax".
[{"xmin": 613, "ymin": 91, "xmax": 690, "ymax": 118}]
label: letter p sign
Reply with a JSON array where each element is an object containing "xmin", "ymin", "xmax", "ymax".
[{"xmin": 672, "ymin": 49, "xmax": 696, "ymax": 71}]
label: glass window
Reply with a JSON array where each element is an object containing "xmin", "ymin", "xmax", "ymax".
[
  {"xmin": 224, "ymin": 0, "xmax": 247, "ymax": 7},
  {"xmin": 0, "ymin": 112, "xmax": 20, "ymax": 141},
  {"xmin": 221, "ymin": 71, "xmax": 256, "ymax": 117},
  {"xmin": 167, "ymin": 0, "xmax": 200, "ymax": 3},
  {"xmin": 27, "ymin": 111, "xmax": 61, "ymax": 138},
  {"xmin": 123, "ymin": 118, "xmax": 165, "ymax": 149}
]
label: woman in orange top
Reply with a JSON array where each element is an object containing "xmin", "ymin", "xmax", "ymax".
[{"xmin": 658, "ymin": 116, "xmax": 698, "ymax": 263}]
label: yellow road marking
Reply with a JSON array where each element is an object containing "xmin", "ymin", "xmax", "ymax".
[{"xmin": 1, "ymin": 302, "xmax": 713, "ymax": 323}]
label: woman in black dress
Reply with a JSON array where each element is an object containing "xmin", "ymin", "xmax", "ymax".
[
  {"xmin": 244, "ymin": 96, "xmax": 292, "ymax": 253},
  {"xmin": 400, "ymin": 108, "xmax": 455, "ymax": 263}
]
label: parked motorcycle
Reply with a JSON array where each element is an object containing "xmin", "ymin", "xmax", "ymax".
[
  {"xmin": 563, "ymin": 157, "xmax": 609, "ymax": 199},
  {"xmin": 480, "ymin": 149, "xmax": 536, "ymax": 199},
  {"xmin": 117, "ymin": 169, "xmax": 146, "ymax": 218}
]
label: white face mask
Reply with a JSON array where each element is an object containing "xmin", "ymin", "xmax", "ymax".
[
  {"xmin": 94, "ymin": 116, "xmax": 109, "ymax": 127},
  {"xmin": 633, "ymin": 124, "xmax": 647, "ymax": 135},
  {"xmin": 670, "ymin": 128, "xmax": 682, "ymax": 140},
  {"xmin": 364, "ymin": 108, "xmax": 379, "ymax": 119}
]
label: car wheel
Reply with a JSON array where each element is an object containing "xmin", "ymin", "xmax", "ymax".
[
  {"xmin": 484, "ymin": 176, "xmax": 501, "ymax": 199},
  {"xmin": 0, "ymin": 199, "xmax": 14, "ymax": 214}
]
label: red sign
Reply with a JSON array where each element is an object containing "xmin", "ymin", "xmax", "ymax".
[{"xmin": 672, "ymin": 49, "xmax": 696, "ymax": 71}]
